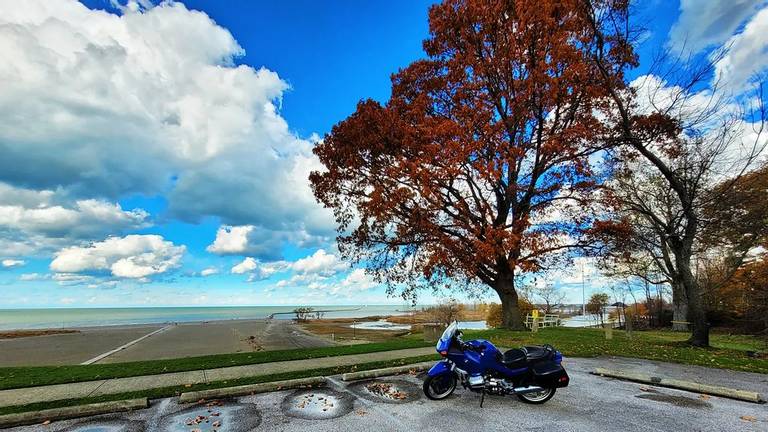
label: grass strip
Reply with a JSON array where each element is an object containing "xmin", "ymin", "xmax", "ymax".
[
  {"xmin": 0, "ymin": 354, "xmax": 439, "ymax": 416},
  {"xmin": 465, "ymin": 327, "xmax": 768, "ymax": 374},
  {"xmin": 0, "ymin": 336, "xmax": 431, "ymax": 390}
]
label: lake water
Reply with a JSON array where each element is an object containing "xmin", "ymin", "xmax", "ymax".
[{"xmin": 0, "ymin": 305, "xmax": 413, "ymax": 330}]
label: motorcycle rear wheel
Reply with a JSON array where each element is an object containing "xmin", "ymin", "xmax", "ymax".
[
  {"xmin": 516, "ymin": 387, "xmax": 556, "ymax": 404},
  {"xmin": 423, "ymin": 374, "xmax": 457, "ymax": 400}
]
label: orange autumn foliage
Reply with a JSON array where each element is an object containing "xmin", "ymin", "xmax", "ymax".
[{"xmin": 311, "ymin": 0, "xmax": 634, "ymax": 329}]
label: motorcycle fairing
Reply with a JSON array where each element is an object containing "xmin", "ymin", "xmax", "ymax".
[{"xmin": 427, "ymin": 360, "xmax": 453, "ymax": 377}]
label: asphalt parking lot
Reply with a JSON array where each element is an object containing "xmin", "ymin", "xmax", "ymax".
[{"xmin": 7, "ymin": 358, "xmax": 767, "ymax": 432}]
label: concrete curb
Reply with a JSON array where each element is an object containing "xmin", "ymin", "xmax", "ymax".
[
  {"xmin": 0, "ymin": 398, "xmax": 148, "ymax": 429},
  {"xmin": 341, "ymin": 361, "xmax": 434, "ymax": 381},
  {"xmin": 592, "ymin": 368, "xmax": 765, "ymax": 404},
  {"xmin": 178, "ymin": 376, "xmax": 327, "ymax": 404}
]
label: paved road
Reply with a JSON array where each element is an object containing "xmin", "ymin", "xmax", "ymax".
[{"xmin": 7, "ymin": 357, "xmax": 767, "ymax": 431}]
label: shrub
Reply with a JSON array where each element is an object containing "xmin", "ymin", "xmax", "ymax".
[{"xmin": 485, "ymin": 297, "xmax": 535, "ymax": 328}]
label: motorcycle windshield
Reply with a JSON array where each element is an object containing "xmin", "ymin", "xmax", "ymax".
[{"xmin": 436, "ymin": 321, "xmax": 458, "ymax": 352}]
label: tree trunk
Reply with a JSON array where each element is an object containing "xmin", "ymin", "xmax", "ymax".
[
  {"xmin": 671, "ymin": 280, "xmax": 688, "ymax": 331},
  {"xmin": 495, "ymin": 274, "xmax": 525, "ymax": 330},
  {"xmin": 679, "ymin": 260, "xmax": 709, "ymax": 347}
]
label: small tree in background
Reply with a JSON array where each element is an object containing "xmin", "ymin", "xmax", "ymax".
[
  {"xmin": 586, "ymin": 293, "xmax": 609, "ymax": 326},
  {"xmin": 426, "ymin": 299, "xmax": 466, "ymax": 325},
  {"xmin": 293, "ymin": 307, "xmax": 314, "ymax": 322},
  {"xmin": 534, "ymin": 282, "xmax": 567, "ymax": 314}
]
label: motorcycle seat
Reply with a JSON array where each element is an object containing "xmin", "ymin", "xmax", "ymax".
[
  {"xmin": 523, "ymin": 346, "xmax": 551, "ymax": 362},
  {"xmin": 501, "ymin": 346, "xmax": 553, "ymax": 368}
]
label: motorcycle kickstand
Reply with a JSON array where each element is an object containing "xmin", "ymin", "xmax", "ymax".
[{"xmin": 480, "ymin": 389, "xmax": 485, "ymax": 408}]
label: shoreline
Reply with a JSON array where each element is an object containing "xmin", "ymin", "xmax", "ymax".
[
  {"xmin": 0, "ymin": 315, "xmax": 399, "ymax": 335},
  {"xmin": 0, "ymin": 307, "xmax": 414, "ymax": 333}
]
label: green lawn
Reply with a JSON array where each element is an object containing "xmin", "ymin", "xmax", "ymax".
[
  {"xmin": 0, "ymin": 354, "xmax": 439, "ymax": 416},
  {"xmin": 465, "ymin": 327, "xmax": 768, "ymax": 374},
  {"xmin": 0, "ymin": 336, "xmax": 431, "ymax": 391}
]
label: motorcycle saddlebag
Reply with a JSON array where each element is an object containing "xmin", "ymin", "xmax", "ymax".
[{"xmin": 532, "ymin": 361, "xmax": 569, "ymax": 388}]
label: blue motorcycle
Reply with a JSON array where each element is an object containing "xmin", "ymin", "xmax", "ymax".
[{"xmin": 423, "ymin": 321, "xmax": 569, "ymax": 405}]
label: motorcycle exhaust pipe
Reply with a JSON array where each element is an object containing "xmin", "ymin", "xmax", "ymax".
[{"xmin": 513, "ymin": 385, "xmax": 545, "ymax": 395}]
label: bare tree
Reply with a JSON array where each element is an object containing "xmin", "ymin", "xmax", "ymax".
[
  {"xmin": 426, "ymin": 299, "xmax": 465, "ymax": 326},
  {"xmin": 293, "ymin": 307, "xmax": 315, "ymax": 322},
  {"xmin": 534, "ymin": 282, "xmax": 567, "ymax": 314},
  {"xmin": 584, "ymin": 2, "xmax": 766, "ymax": 346}
]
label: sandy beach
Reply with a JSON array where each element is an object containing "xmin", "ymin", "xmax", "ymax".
[{"xmin": 0, "ymin": 319, "xmax": 333, "ymax": 367}]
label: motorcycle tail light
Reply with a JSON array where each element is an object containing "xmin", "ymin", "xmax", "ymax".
[{"xmin": 440, "ymin": 350, "xmax": 448, "ymax": 357}]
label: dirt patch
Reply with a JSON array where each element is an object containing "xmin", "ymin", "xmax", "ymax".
[
  {"xmin": 242, "ymin": 335, "xmax": 263, "ymax": 351},
  {"xmin": 281, "ymin": 389, "xmax": 354, "ymax": 420},
  {"xmin": 0, "ymin": 329, "xmax": 79, "ymax": 339},
  {"xmin": 636, "ymin": 392, "xmax": 712, "ymax": 409}
]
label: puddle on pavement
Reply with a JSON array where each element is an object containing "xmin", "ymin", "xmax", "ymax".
[
  {"xmin": 349, "ymin": 378, "xmax": 421, "ymax": 404},
  {"xmin": 636, "ymin": 393, "xmax": 712, "ymax": 409},
  {"xmin": 281, "ymin": 389, "xmax": 354, "ymax": 420},
  {"xmin": 159, "ymin": 400, "xmax": 261, "ymax": 432}
]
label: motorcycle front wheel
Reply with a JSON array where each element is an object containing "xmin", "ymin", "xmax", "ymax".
[
  {"xmin": 516, "ymin": 387, "xmax": 556, "ymax": 404},
  {"xmin": 423, "ymin": 374, "xmax": 457, "ymax": 400}
]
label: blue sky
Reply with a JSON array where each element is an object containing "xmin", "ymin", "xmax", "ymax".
[{"xmin": 0, "ymin": 0, "xmax": 766, "ymax": 308}]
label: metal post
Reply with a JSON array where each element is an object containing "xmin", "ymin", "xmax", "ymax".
[{"xmin": 581, "ymin": 261, "xmax": 586, "ymax": 317}]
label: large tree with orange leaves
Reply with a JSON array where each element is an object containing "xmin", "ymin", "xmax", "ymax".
[{"xmin": 310, "ymin": 0, "xmax": 631, "ymax": 328}]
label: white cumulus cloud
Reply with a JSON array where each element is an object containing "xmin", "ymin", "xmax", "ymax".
[
  {"xmin": 714, "ymin": 6, "xmax": 768, "ymax": 93},
  {"xmin": 291, "ymin": 249, "xmax": 347, "ymax": 275},
  {"xmin": 1, "ymin": 259, "xmax": 25, "ymax": 268},
  {"xmin": 334, "ymin": 268, "xmax": 375, "ymax": 293},
  {"xmin": 667, "ymin": 0, "xmax": 765, "ymax": 54},
  {"xmin": 0, "ymin": 183, "xmax": 150, "ymax": 256},
  {"xmin": 50, "ymin": 234, "xmax": 185, "ymax": 279},
  {"xmin": 0, "ymin": 0, "xmax": 334, "ymax": 262},
  {"xmin": 231, "ymin": 257, "xmax": 289, "ymax": 281},
  {"xmin": 231, "ymin": 257, "xmax": 258, "ymax": 274},
  {"xmin": 200, "ymin": 267, "xmax": 219, "ymax": 277}
]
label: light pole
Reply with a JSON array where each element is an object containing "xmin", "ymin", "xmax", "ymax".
[{"xmin": 581, "ymin": 261, "xmax": 586, "ymax": 317}]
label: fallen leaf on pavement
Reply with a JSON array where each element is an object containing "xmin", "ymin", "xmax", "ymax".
[
  {"xmin": 698, "ymin": 394, "xmax": 710, "ymax": 400},
  {"xmin": 740, "ymin": 416, "xmax": 757, "ymax": 422}
]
